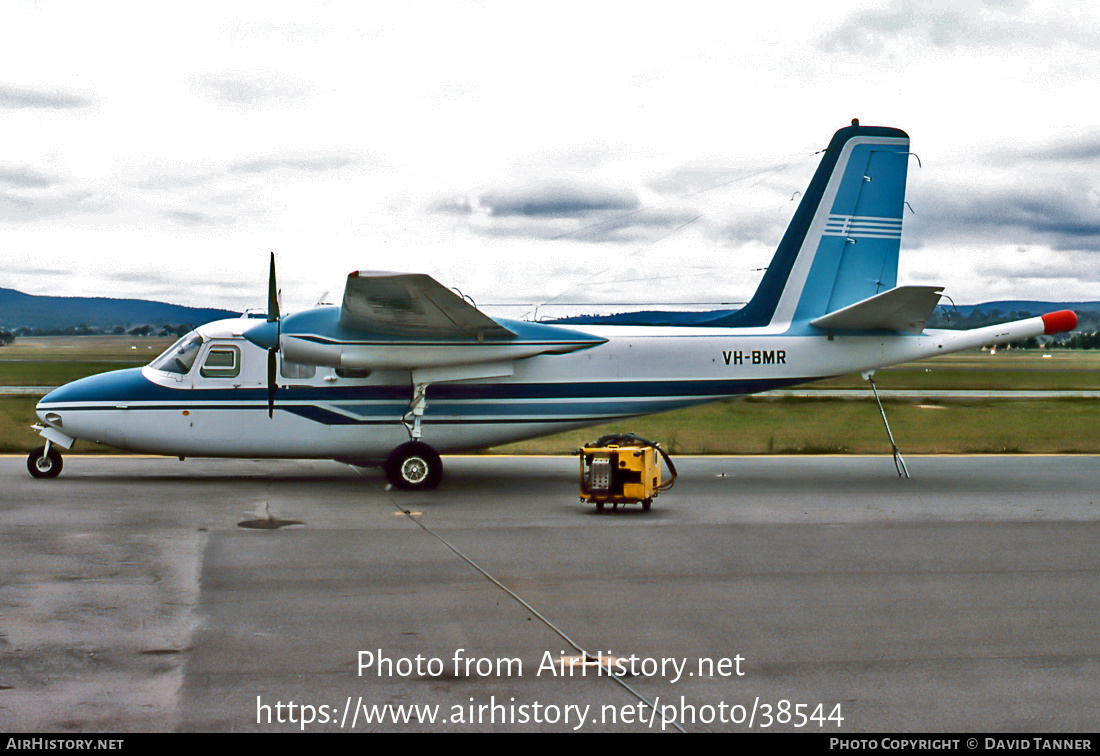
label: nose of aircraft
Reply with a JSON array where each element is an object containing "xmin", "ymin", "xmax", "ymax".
[
  {"xmin": 35, "ymin": 368, "xmax": 162, "ymax": 448},
  {"xmin": 38, "ymin": 367, "xmax": 155, "ymax": 407}
]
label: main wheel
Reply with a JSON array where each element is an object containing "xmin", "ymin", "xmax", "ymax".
[
  {"xmin": 27, "ymin": 446, "xmax": 64, "ymax": 479},
  {"xmin": 385, "ymin": 442, "xmax": 443, "ymax": 491}
]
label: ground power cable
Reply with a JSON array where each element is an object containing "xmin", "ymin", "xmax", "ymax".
[{"xmin": 361, "ymin": 474, "xmax": 688, "ymax": 732}]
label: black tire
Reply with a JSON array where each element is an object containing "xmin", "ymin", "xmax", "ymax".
[
  {"xmin": 642, "ymin": 498, "xmax": 652, "ymax": 512},
  {"xmin": 27, "ymin": 446, "xmax": 63, "ymax": 479},
  {"xmin": 595, "ymin": 501, "xmax": 604, "ymax": 513},
  {"xmin": 385, "ymin": 442, "xmax": 443, "ymax": 491}
]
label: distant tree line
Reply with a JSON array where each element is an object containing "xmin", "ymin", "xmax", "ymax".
[
  {"xmin": 931, "ymin": 308, "xmax": 1099, "ymax": 350},
  {"xmin": 0, "ymin": 323, "xmax": 193, "ymax": 341},
  {"xmin": 929, "ymin": 308, "xmax": 1100, "ymax": 334},
  {"xmin": 1032, "ymin": 331, "xmax": 1100, "ymax": 350}
]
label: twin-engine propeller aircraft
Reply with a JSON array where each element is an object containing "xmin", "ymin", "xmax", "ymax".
[{"xmin": 29, "ymin": 122, "xmax": 1078, "ymax": 488}]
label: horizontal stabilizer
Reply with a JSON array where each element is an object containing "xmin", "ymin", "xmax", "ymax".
[
  {"xmin": 810, "ymin": 285, "xmax": 944, "ymax": 334},
  {"xmin": 339, "ymin": 271, "xmax": 515, "ymax": 339}
]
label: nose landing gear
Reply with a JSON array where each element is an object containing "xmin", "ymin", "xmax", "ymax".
[{"xmin": 27, "ymin": 443, "xmax": 64, "ymax": 479}]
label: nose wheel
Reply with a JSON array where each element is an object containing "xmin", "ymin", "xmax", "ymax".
[
  {"xmin": 385, "ymin": 441, "xmax": 443, "ymax": 491},
  {"xmin": 27, "ymin": 445, "xmax": 64, "ymax": 479}
]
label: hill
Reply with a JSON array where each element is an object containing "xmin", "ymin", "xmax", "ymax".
[
  {"xmin": 551, "ymin": 299, "xmax": 1100, "ymax": 333},
  {"xmin": 0, "ymin": 287, "xmax": 239, "ymax": 332}
]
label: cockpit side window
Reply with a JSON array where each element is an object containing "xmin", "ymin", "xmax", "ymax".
[
  {"xmin": 150, "ymin": 333, "xmax": 203, "ymax": 375},
  {"xmin": 200, "ymin": 346, "xmax": 241, "ymax": 378}
]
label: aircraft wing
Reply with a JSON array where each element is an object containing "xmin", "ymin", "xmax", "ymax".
[
  {"xmin": 337, "ymin": 271, "xmax": 515, "ymax": 339},
  {"xmin": 810, "ymin": 285, "xmax": 944, "ymax": 334}
]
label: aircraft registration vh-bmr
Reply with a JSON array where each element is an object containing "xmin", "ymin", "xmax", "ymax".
[{"xmin": 28, "ymin": 121, "xmax": 1078, "ymax": 489}]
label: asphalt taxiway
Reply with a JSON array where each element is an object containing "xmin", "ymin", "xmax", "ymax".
[{"xmin": 1, "ymin": 454, "xmax": 1097, "ymax": 732}]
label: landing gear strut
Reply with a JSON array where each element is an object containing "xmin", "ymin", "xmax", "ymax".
[
  {"xmin": 27, "ymin": 443, "xmax": 64, "ymax": 479},
  {"xmin": 387, "ymin": 382, "xmax": 443, "ymax": 490},
  {"xmin": 385, "ymin": 441, "xmax": 443, "ymax": 491},
  {"xmin": 384, "ymin": 362, "xmax": 515, "ymax": 491}
]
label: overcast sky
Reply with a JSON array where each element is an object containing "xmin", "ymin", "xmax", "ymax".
[{"xmin": 2, "ymin": 0, "xmax": 1099, "ymax": 317}]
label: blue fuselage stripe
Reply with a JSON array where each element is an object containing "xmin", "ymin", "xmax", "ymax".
[{"xmin": 38, "ymin": 371, "xmax": 813, "ymax": 427}]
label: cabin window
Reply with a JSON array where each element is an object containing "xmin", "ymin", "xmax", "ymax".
[
  {"xmin": 280, "ymin": 359, "xmax": 316, "ymax": 379},
  {"xmin": 200, "ymin": 346, "xmax": 240, "ymax": 378},
  {"xmin": 150, "ymin": 333, "xmax": 203, "ymax": 375}
]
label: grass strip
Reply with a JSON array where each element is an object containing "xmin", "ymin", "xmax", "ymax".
[{"xmin": 5, "ymin": 395, "xmax": 1097, "ymax": 456}]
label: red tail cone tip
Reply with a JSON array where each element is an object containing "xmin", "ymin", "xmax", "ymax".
[{"xmin": 1041, "ymin": 310, "xmax": 1078, "ymax": 335}]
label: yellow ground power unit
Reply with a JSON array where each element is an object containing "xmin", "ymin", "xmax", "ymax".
[{"xmin": 576, "ymin": 433, "xmax": 677, "ymax": 512}]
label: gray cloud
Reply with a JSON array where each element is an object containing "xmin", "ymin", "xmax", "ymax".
[
  {"xmin": 647, "ymin": 160, "xmax": 797, "ymax": 198},
  {"xmin": 160, "ymin": 209, "xmax": 235, "ymax": 227},
  {"xmin": 1010, "ymin": 133, "xmax": 1100, "ymax": 164},
  {"xmin": 817, "ymin": 1, "xmax": 1097, "ymax": 56},
  {"xmin": 133, "ymin": 152, "xmax": 360, "ymax": 229},
  {"xmin": 476, "ymin": 184, "xmax": 639, "ymax": 218},
  {"xmin": 0, "ymin": 190, "xmax": 111, "ymax": 222},
  {"xmin": 433, "ymin": 181, "xmax": 711, "ymax": 243},
  {"xmin": 482, "ymin": 207, "xmax": 703, "ymax": 244},
  {"xmin": 136, "ymin": 172, "xmax": 221, "ymax": 191},
  {"xmin": 0, "ymin": 166, "xmax": 57, "ymax": 188},
  {"xmin": 228, "ymin": 153, "xmax": 358, "ymax": 174},
  {"xmin": 573, "ymin": 207, "xmax": 702, "ymax": 241},
  {"xmin": 712, "ymin": 213, "xmax": 791, "ymax": 247},
  {"xmin": 0, "ymin": 264, "xmax": 68, "ymax": 277},
  {"xmin": 98, "ymin": 267, "xmax": 255, "ymax": 294},
  {"xmin": 905, "ymin": 181, "xmax": 1100, "ymax": 251},
  {"xmin": 139, "ymin": 151, "xmax": 359, "ymax": 191},
  {"xmin": 198, "ymin": 74, "xmax": 307, "ymax": 107},
  {"xmin": 980, "ymin": 257, "xmax": 1100, "ymax": 282},
  {"xmin": 0, "ymin": 85, "xmax": 94, "ymax": 110}
]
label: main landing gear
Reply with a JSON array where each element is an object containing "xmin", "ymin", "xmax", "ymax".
[
  {"xmin": 384, "ymin": 382, "xmax": 443, "ymax": 491},
  {"xmin": 385, "ymin": 441, "xmax": 443, "ymax": 491},
  {"xmin": 27, "ymin": 443, "xmax": 63, "ymax": 479}
]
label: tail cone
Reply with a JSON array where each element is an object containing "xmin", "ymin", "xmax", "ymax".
[{"xmin": 1041, "ymin": 310, "xmax": 1077, "ymax": 335}]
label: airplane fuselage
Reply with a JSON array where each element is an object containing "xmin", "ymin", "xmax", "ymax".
[{"xmin": 34, "ymin": 314, "xmax": 1051, "ymax": 463}]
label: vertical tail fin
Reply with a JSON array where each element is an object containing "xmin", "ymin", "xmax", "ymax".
[{"xmin": 708, "ymin": 122, "xmax": 911, "ymax": 330}]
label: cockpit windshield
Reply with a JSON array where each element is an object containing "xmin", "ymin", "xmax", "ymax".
[{"xmin": 149, "ymin": 332, "xmax": 203, "ymax": 375}]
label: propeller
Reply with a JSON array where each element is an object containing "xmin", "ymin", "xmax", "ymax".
[
  {"xmin": 242, "ymin": 252, "xmax": 286, "ymax": 419},
  {"xmin": 266, "ymin": 252, "xmax": 280, "ymax": 418}
]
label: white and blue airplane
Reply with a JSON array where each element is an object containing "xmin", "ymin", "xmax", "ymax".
[{"xmin": 28, "ymin": 122, "xmax": 1078, "ymax": 488}]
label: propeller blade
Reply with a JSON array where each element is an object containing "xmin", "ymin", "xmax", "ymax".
[
  {"xmin": 267, "ymin": 347, "xmax": 277, "ymax": 418},
  {"xmin": 267, "ymin": 252, "xmax": 280, "ymax": 322}
]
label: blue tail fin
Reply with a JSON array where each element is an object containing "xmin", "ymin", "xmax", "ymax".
[{"xmin": 707, "ymin": 123, "xmax": 911, "ymax": 329}]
